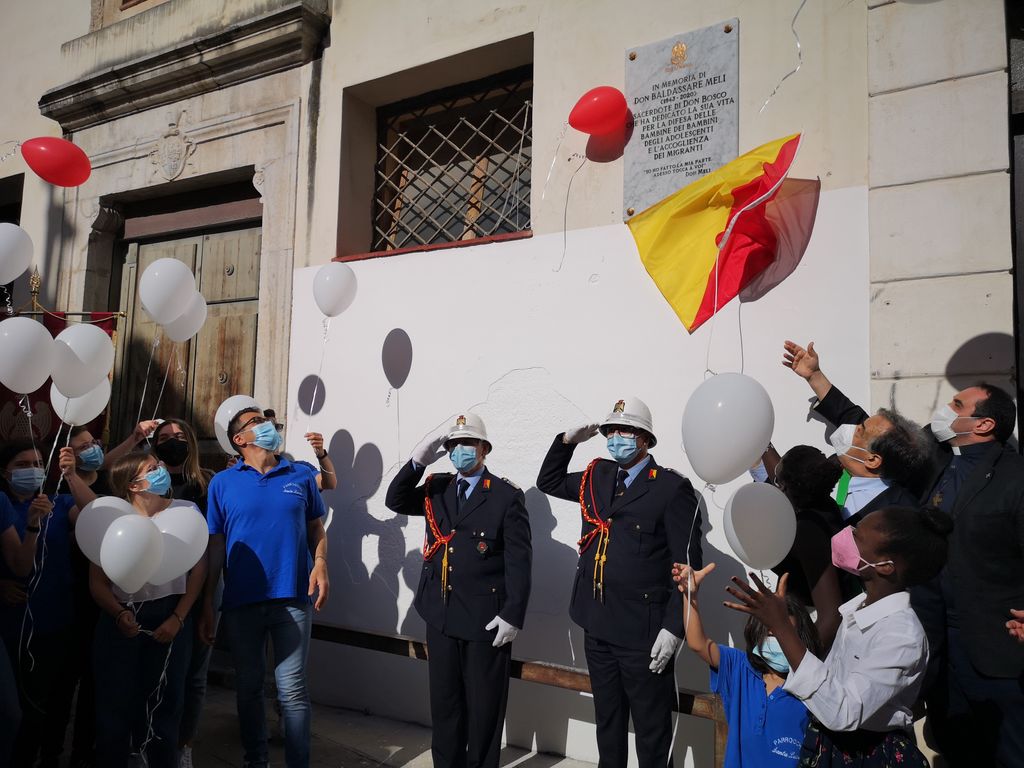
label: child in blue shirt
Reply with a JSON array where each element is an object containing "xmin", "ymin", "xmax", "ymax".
[{"xmin": 674, "ymin": 562, "xmax": 820, "ymax": 767}]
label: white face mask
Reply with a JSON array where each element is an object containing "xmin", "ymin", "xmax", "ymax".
[
  {"xmin": 930, "ymin": 404, "xmax": 979, "ymax": 443},
  {"xmin": 829, "ymin": 423, "xmax": 870, "ymax": 464}
]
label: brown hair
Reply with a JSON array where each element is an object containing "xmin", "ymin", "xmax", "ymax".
[
  {"xmin": 153, "ymin": 418, "xmax": 211, "ymax": 495},
  {"xmin": 107, "ymin": 451, "xmax": 154, "ymax": 501},
  {"xmin": 743, "ymin": 594, "xmax": 821, "ymax": 676}
]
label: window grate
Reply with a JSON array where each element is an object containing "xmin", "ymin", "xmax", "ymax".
[{"xmin": 373, "ymin": 67, "xmax": 532, "ymax": 252}]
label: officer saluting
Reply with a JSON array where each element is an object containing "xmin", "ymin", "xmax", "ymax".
[
  {"xmin": 537, "ymin": 397, "xmax": 702, "ymax": 768},
  {"xmin": 386, "ymin": 413, "xmax": 531, "ymax": 768}
]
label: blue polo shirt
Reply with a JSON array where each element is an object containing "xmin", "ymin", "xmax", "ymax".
[
  {"xmin": 0, "ymin": 492, "xmax": 76, "ymax": 638},
  {"xmin": 207, "ymin": 457, "xmax": 326, "ymax": 611},
  {"xmin": 711, "ymin": 645, "xmax": 809, "ymax": 767}
]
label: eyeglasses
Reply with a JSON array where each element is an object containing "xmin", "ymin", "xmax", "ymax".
[
  {"xmin": 605, "ymin": 427, "xmax": 637, "ymax": 438},
  {"xmin": 233, "ymin": 415, "xmax": 269, "ymax": 436}
]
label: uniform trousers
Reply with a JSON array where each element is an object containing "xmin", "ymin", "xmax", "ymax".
[
  {"xmin": 426, "ymin": 622, "xmax": 512, "ymax": 768},
  {"xmin": 585, "ymin": 632, "xmax": 675, "ymax": 768}
]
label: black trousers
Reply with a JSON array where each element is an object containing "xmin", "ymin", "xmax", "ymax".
[
  {"xmin": 584, "ymin": 632, "xmax": 675, "ymax": 768},
  {"xmin": 426, "ymin": 623, "xmax": 512, "ymax": 768},
  {"xmin": 927, "ymin": 627, "xmax": 1024, "ymax": 768}
]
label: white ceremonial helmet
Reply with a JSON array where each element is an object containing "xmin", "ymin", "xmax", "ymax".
[
  {"xmin": 214, "ymin": 394, "xmax": 262, "ymax": 454},
  {"xmin": 443, "ymin": 412, "xmax": 492, "ymax": 453},
  {"xmin": 599, "ymin": 397, "xmax": 657, "ymax": 447}
]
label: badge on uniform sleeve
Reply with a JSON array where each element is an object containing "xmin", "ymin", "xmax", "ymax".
[{"xmin": 477, "ymin": 540, "xmax": 489, "ymax": 554}]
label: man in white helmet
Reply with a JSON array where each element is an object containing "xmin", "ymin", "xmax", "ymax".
[
  {"xmin": 386, "ymin": 412, "xmax": 532, "ymax": 768},
  {"xmin": 537, "ymin": 397, "xmax": 702, "ymax": 768}
]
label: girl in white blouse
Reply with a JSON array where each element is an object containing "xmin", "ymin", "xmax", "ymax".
[{"xmin": 721, "ymin": 505, "xmax": 951, "ymax": 767}]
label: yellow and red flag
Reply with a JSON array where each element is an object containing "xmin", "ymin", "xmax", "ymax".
[{"xmin": 626, "ymin": 133, "xmax": 813, "ymax": 333}]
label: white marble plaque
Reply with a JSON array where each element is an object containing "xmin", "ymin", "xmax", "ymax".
[{"xmin": 624, "ymin": 20, "xmax": 739, "ymax": 218}]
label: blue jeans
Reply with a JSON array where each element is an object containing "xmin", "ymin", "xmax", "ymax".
[{"xmin": 222, "ymin": 599, "xmax": 312, "ymax": 768}]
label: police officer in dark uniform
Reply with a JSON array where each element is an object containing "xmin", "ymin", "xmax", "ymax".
[
  {"xmin": 386, "ymin": 412, "xmax": 532, "ymax": 768},
  {"xmin": 537, "ymin": 397, "xmax": 702, "ymax": 768}
]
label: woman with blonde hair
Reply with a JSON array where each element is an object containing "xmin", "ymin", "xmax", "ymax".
[{"xmin": 90, "ymin": 451, "xmax": 206, "ymax": 768}]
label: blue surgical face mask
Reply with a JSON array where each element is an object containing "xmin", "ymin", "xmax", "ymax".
[
  {"xmin": 251, "ymin": 420, "xmax": 283, "ymax": 452},
  {"xmin": 753, "ymin": 636, "xmax": 790, "ymax": 674},
  {"xmin": 142, "ymin": 465, "xmax": 172, "ymax": 496},
  {"xmin": 607, "ymin": 434, "xmax": 639, "ymax": 465},
  {"xmin": 449, "ymin": 445, "xmax": 479, "ymax": 474},
  {"xmin": 9, "ymin": 467, "xmax": 45, "ymax": 496},
  {"xmin": 77, "ymin": 444, "xmax": 105, "ymax": 472}
]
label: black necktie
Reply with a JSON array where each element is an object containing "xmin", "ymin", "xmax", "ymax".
[
  {"xmin": 457, "ymin": 479, "xmax": 469, "ymax": 512},
  {"xmin": 614, "ymin": 469, "xmax": 628, "ymax": 501}
]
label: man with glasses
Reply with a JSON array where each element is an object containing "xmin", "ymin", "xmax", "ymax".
[
  {"xmin": 201, "ymin": 406, "xmax": 329, "ymax": 768},
  {"xmin": 537, "ymin": 397, "xmax": 702, "ymax": 768},
  {"xmin": 386, "ymin": 412, "xmax": 531, "ymax": 768}
]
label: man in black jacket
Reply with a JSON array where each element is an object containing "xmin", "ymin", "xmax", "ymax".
[
  {"xmin": 537, "ymin": 397, "xmax": 701, "ymax": 768},
  {"xmin": 782, "ymin": 340, "xmax": 931, "ymax": 522},
  {"xmin": 385, "ymin": 412, "xmax": 531, "ymax": 768},
  {"xmin": 784, "ymin": 340, "xmax": 1024, "ymax": 766}
]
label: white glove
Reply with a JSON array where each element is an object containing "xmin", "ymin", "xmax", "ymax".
[
  {"xmin": 563, "ymin": 423, "xmax": 600, "ymax": 445},
  {"xmin": 649, "ymin": 628, "xmax": 681, "ymax": 674},
  {"xmin": 411, "ymin": 430, "xmax": 447, "ymax": 467},
  {"xmin": 485, "ymin": 615, "xmax": 519, "ymax": 647}
]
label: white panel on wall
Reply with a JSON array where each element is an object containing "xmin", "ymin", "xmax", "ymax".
[{"xmin": 286, "ymin": 187, "xmax": 869, "ymax": 765}]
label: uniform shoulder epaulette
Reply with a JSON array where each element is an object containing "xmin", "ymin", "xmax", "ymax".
[
  {"xmin": 499, "ymin": 477, "xmax": 521, "ymax": 491},
  {"xmin": 660, "ymin": 467, "xmax": 687, "ymax": 479}
]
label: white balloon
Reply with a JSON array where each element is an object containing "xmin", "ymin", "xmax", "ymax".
[
  {"xmin": 163, "ymin": 290, "xmax": 208, "ymax": 343},
  {"xmin": 99, "ymin": 514, "xmax": 164, "ymax": 595},
  {"xmin": 723, "ymin": 482, "xmax": 797, "ymax": 570},
  {"xmin": 51, "ymin": 323, "xmax": 115, "ymax": 398},
  {"xmin": 0, "ymin": 223, "xmax": 32, "ymax": 284},
  {"xmin": 214, "ymin": 394, "xmax": 261, "ymax": 454},
  {"xmin": 681, "ymin": 373, "xmax": 775, "ymax": 485},
  {"xmin": 139, "ymin": 258, "xmax": 196, "ymax": 325},
  {"xmin": 76, "ymin": 496, "xmax": 135, "ymax": 565},
  {"xmin": 0, "ymin": 317, "xmax": 55, "ymax": 394},
  {"xmin": 50, "ymin": 378, "xmax": 110, "ymax": 426},
  {"xmin": 148, "ymin": 502, "xmax": 209, "ymax": 585},
  {"xmin": 312, "ymin": 262, "xmax": 357, "ymax": 317}
]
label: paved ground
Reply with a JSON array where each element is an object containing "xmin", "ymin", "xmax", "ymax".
[{"xmin": 190, "ymin": 684, "xmax": 593, "ymax": 768}]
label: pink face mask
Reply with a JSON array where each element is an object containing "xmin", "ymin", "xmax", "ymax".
[{"xmin": 830, "ymin": 526, "xmax": 894, "ymax": 575}]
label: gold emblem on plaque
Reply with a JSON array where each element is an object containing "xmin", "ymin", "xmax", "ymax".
[
  {"xmin": 665, "ymin": 42, "xmax": 690, "ymax": 73},
  {"xmin": 456, "ymin": 415, "xmax": 466, "ymax": 427},
  {"xmin": 613, "ymin": 400, "xmax": 625, "ymax": 413}
]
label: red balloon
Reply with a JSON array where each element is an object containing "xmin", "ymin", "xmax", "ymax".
[
  {"xmin": 20, "ymin": 137, "xmax": 91, "ymax": 187},
  {"xmin": 568, "ymin": 86, "xmax": 628, "ymax": 136}
]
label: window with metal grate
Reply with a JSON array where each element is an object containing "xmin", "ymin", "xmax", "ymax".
[{"xmin": 372, "ymin": 65, "xmax": 532, "ymax": 252}]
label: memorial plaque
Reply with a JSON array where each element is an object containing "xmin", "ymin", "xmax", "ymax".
[{"xmin": 624, "ymin": 21, "xmax": 739, "ymax": 218}]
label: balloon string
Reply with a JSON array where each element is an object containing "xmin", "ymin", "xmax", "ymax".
[
  {"xmin": 0, "ymin": 140, "xmax": 19, "ymax": 164},
  {"xmin": 150, "ymin": 342, "xmax": 174, "ymax": 423},
  {"xmin": 1, "ymin": 285, "xmax": 13, "ymax": 317},
  {"xmin": 138, "ymin": 637, "xmax": 174, "ymax": 762},
  {"xmin": 552, "ymin": 156, "xmax": 587, "ymax": 273},
  {"xmin": 758, "ymin": 0, "xmax": 807, "ymax": 115},
  {"xmin": 135, "ymin": 334, "xmax": 161, "ymax": 428},
  {"xmin": 42, "ymin": 421, "xmax": 64, "ymax": 493},
  {"xmin": 539, "ymin": 121, "xmax": 568, "ymax": 204},
  {"xmin": 306, "ymin": 318, "xmax": 331, "ymax": 434},
  {"xmin": 18, "ymin": 395, "xmax": 41, "ymax": 491}
]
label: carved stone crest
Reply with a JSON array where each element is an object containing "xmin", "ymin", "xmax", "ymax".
[{"xmin": 150, "ymin": 111, "xmax": 196, "ymax": 181}]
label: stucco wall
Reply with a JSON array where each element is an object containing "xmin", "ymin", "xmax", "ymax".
[{"xmin": 286, "ymin": 193, "xmax": 869, "ymax": 763}]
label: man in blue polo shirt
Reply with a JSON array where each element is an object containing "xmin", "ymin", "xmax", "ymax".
[{"xmin": 201, "ymin": 405, "xmax": 329, "ymax": 768}]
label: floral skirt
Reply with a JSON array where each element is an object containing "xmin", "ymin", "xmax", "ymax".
[{"xmin": 797, "ymin": 721, "xmax": 929, "ymax": 768}]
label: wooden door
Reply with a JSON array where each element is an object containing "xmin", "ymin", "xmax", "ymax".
[{"xmin": 113, "ymin": 227, "xmax": 261, "ymax": 461}]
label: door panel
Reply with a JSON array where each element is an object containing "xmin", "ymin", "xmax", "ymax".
[{"xmin": 200, "ymin": 228, "xmax": 261, "ymax": 303}]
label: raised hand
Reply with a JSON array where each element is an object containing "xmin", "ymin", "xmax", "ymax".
[
  {"xmin": 672, "ymin": 562, "xmax": 716, "ymax": 598},
  {"xmin": 724, "ymin": 572, "xmax": 791, "ymax": 634},
  {"xmin": 411, "ymin": 430, "xmax": 448, "ymax": 467},
  {"xmin": 305, "ymin": 432, "xmax": 326, "ymax": 458},
  {"xmin": 782, "ymin": 340, "xmax": 819, "ymax": 379},
  {"xmin": 563, "ymin": 423, "xmax": 600, "ymax": 445}
]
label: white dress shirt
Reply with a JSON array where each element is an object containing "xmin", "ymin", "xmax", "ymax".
[
  {"xmin": 834, "ymin": 475, "xmax": 890, "ymax": 521},
  {"xmin": 784, "ymin": 591, "xmax": 927, "ymax": 732}
]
